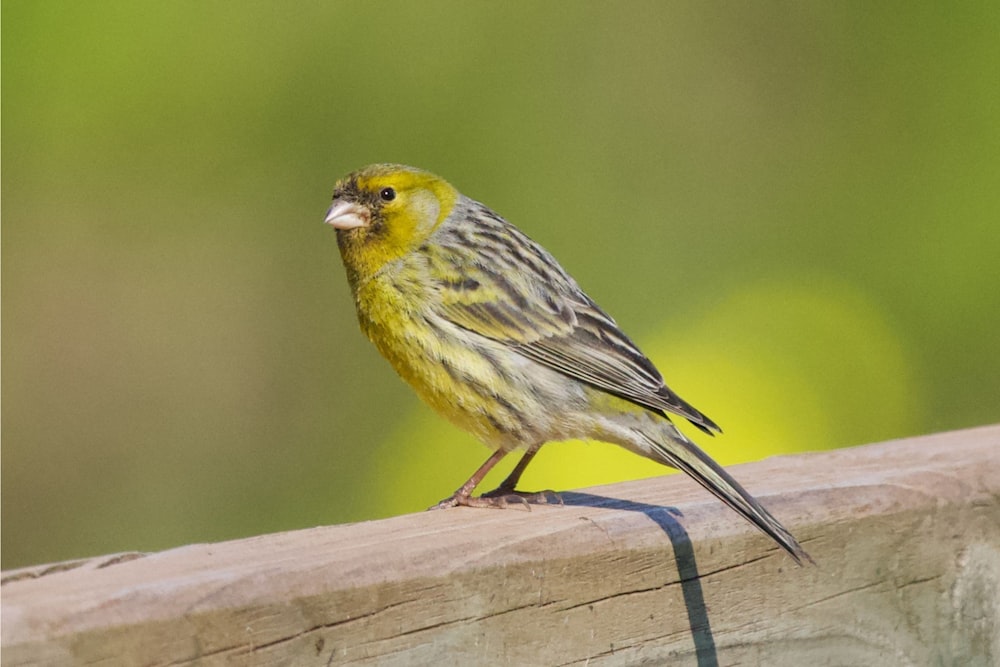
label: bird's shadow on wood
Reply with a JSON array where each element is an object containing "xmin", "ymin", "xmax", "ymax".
[{"xmin": 560, "ymin": 491, "xmax": 719, "ymax": 667}]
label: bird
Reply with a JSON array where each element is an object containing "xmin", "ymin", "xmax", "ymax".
[{"xmin": 325, "ymin": 163, "xmax": 811, "ymax": 564}]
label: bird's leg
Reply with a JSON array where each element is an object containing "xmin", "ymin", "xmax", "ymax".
[
  {"xmin": 429, "ymin": 445, "xmax": 561, "ymax": 510},
  {"xmin": 429, "ymin": 449, "xmax": 513, "ymax": 510},
  {"xmin": 485, "ymin": 444, "xmax": 540, "ymax": 494},
  {"xmin": 482, "ymin": 444, "xmax": 563, "ymax": 507}
]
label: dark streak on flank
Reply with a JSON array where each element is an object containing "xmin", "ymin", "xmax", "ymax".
[
  {"xmin": 485, "ymin": 413, "xmax": 508, "ymax": 434},
  {"xmin": 438, "ymin": 352, "xmax": 520, "ymax": 437}
]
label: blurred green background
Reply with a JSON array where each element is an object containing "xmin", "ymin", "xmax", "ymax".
[{"xmin": 3, "ymin": 2, "xmax": 998, "ymax": 570}]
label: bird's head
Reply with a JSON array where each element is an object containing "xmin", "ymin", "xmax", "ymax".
[{"xmin": 326, "ymin": 164, "xmax": 458, "ymax": 284}]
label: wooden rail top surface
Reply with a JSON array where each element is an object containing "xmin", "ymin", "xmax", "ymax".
[{"xmin": 3, "ymin": 425, "xmax": 999, "ymax": 665}]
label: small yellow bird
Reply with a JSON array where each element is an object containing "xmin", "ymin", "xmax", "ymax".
[{"xmin": 326, "ymin": 164, "xmax": 810, "ymax": 564}]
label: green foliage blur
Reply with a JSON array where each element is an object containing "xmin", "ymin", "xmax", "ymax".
[{"xmin": 3, "ymin": 2, "xmax": 998, "ymax": 569}]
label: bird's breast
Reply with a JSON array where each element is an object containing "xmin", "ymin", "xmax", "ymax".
[{"xmin": 351, "ymin": 272, "xmax": 585, "ymax": 449}]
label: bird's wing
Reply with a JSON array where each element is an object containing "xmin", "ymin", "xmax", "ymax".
[{"xmin": 429, "ymin": 225, "xmax": 719, "ymax": 434}]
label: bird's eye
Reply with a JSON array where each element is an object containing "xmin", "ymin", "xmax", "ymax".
[{"xmin": 379, "ymin": 187, "xmax": 396, "ymax": 202}]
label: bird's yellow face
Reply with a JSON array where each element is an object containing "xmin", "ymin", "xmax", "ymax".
[{"xmin": 326, "ymin": 164, "xmax": 458, "ymax": 285}]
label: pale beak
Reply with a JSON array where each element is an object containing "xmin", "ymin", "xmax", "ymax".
[{"xmin": 324, "ymin": 199, "xmax": 370, "ymax": 230}]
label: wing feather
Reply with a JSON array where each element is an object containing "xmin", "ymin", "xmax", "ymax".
[{"xmin": 428, "ymin": 200, "xmax": 720, "ymax": 434}]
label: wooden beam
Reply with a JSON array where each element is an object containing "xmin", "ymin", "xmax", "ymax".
[{"xmin": 3, "ymin": 425, "xmax": 998, "ymax": 665}]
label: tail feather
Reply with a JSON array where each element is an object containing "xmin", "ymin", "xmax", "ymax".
[{"xmin": 643, "ymin": 425, "xmax": 813, "ymax": 565}]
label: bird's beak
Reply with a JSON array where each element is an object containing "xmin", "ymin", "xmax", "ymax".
[{"xmin": 324, "ymin": 199, "xmax": 370, "ymax": 230}]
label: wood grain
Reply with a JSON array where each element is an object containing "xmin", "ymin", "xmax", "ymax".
[{"xmin": 3, "ymin": 425, "xmax": 998, "ymax": 666}]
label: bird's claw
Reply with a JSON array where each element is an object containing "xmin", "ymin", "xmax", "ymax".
[{"xmin": 427, "ymin": 496, "xmax": 460, "ymax": 511}]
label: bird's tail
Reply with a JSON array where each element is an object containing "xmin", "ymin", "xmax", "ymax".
[{"xmin": 640, "ymin": 423, "xmax": 813, "ymax": 565}]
